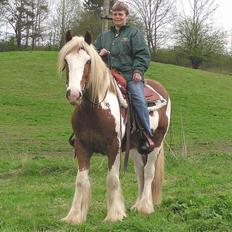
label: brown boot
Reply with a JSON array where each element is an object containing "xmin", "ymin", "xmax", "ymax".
[{"xmin": 138, "ymin": 132, "xmax": 155, "ymax": 155}]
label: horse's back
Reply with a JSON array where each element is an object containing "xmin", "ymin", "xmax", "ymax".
[{"xmin": 146, "ymin": 79, "xmax": 169, "ymax": 101}]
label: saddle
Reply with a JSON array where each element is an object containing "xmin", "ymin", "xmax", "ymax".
[{"xmin": 111, "ymin": 70, "xmax": 166, "ymax": 109}]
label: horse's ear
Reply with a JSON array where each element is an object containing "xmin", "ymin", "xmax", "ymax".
[
  {"xmin": 65, "ymin": 30, "xmax": 72, "ymax": 42},
  {"xmin": 84, "ymin": 31, "xmax": 92, "ymax": 45}
]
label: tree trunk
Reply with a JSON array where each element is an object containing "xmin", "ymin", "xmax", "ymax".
[
  {"xmin": 190, "ymin": 57, "xmax": 201, "ymax": 69},
  {"xmin": 102, "ymin": 0, "xmax": 110, "ymax": 32}
]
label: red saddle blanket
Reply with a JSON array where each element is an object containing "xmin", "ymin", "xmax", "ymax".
[{"xmin": 111, "ymin": 70, "xmax": 161, "ymax": 102}]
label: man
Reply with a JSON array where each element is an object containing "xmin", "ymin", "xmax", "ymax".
[{"xmin": 94, "ymin": 1, "xmax": 154, "ymax": 155}]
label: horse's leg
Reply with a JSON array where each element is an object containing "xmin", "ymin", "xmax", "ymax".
[
  {"xmin": 135, "ymin": 146, "xmax": 162, "ymax": 214},
  {"xmin": 62, "ymin": 144, "xmax": 91, "ymax": 224},
  {"xmin": 130, "ymin": 149, "xmax": 145, "ymax": 210},
  {"xmin": 104, "ymin": 150, "xmax": 126, "ymax": 222},
  {"xmin": 152, "ymin": 144, "xmax": 164, "ymax": 206}
]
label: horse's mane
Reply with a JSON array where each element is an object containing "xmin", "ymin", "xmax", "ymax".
[{"xmin": 57, "ymin": 36, "xmax": 111, "ymax": 102}]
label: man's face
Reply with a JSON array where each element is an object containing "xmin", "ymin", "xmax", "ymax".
[{"xmin": 112, "ymin": 10, "xmax": 128, "ymax": 28}]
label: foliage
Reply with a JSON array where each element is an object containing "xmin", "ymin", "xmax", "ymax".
[
  {"xmin": 72, "ymin": 10, "xmax": 102, "ymax": 41},
  {"xmin": 0, "ymin": 36, "xmax": 16, "ymax": 51},
  {"xmin": 126, "ymin": 0, "xmax": 176, "ymax": 53},
  {"xmin": 83, "ymin": 0, "xmax": 114, "ymax": 15},
  {"xmin": 0, "ymin": 0, "xmax": 48, "ymax": 48},
  {"xmin": 53, "ymin": 0, "xmax": 82, "ymax": 47},
  {"xmin": 152, "ymin": 48, "xmax": 232, "ymax": 74},
  {"xmin": 175, "ymin": 19, "xmax": 226, "ymax": 69},
  {"xmin": 174, "ymin": 0, "xmax": 226, "ymax": 69}
]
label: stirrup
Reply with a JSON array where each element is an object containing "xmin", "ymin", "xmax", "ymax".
[{"xmin": 69, "ymin": 132, "xmax": 75, "ymax": 147}]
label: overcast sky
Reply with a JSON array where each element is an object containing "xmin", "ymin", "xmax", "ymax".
[
  {"xmin": 48, "ymin": 0, "xmax": 232, "ymax": 32},
  {"xmin": 1, "ymin": 0, "xmax": 232, "ymax": 49},
  {"xmin": 214, "ymin": 0, "xmax": 232, "ymax": 31}
]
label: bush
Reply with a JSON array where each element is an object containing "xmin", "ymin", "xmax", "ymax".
[{"xmin": 152, "ymin": 48, "xmax": 232, "ymax": 74}]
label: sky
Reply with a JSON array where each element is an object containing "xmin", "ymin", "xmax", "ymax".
[
  {"xmin": 214, "ymin": 0, "xmax": 232, "ymax": 31},
  {"xmin": 1, "ymin": 0, "xmax": 232, "ymax": 49},
  {"xmin": 176, "ymin": 0, "xmax": 232, "ymax": 31},
  {"xmin": 176, "ymin": 0, "xmax": 232, "ymax": 49},
  {"xmin": 49, "ymin": 0, "xmax": 232, "ymax": 31}
]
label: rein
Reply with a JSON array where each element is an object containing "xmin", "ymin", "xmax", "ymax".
[{"xmin": 83, "ymin": 88, "xmax": 109, "ymax": 106}]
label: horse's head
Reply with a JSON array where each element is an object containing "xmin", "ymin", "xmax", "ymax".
[
  {"xmin": 58, "ymin": 31, "xmax": 111, "ymax": 105},
  {"xmin": 58, "ymin": 31, "xmax": 92, "ymax": 105}
]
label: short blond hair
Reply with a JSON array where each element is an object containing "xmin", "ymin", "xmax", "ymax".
[{"xmin": 112, "ymin": 1, "xmax": 129, "ymax": 15}]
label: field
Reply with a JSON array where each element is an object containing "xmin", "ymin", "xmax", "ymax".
[{"xmin": 0, "ymin": 51, "xmax": 232, "ymax": 231}]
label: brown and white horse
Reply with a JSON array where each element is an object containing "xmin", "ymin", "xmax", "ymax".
[{"xmin": 57, "ymin": 31, "xmax": 171, "ymax": 224}]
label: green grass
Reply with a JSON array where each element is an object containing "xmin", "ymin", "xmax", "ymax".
[
  {"xmin": 1, "ymin": 153, "xmax": 232, "ymax": 231},
  {"xmin": 146, "ymin": 63, "xmax": 232, "ymax": 152},
  {"xmin": 0, "ymin": 51, "xmax": 232, "ymax": 231}
]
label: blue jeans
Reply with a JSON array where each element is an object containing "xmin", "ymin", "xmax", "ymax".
[{"xmin": 127, "ymin": 80, "xmax": 152, "ymax": 137}]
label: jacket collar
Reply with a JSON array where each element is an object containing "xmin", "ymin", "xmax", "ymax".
[{"xmin": 110, "ymin": 24, "xmax": 129, "ymax": 33}]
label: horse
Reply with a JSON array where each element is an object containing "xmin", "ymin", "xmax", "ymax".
[{"xmin": 57, "ymin": 31, "xmax": 171, "ymax": 224}]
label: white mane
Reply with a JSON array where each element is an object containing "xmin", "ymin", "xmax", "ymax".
[{"xmin": 58, "ymin": 36, "xmax": 111, "ymax": 102}]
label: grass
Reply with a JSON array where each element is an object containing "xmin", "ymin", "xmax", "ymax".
[
  {"xmin": 0, "ymin": 51, "xmax": 232, "ymax": 231},
  {"xmin": 1, "ymin": 153, "xmax": 232, "ymax": 231}
]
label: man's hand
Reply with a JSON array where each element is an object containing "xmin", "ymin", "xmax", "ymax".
[
  {"xmin": 133, "ymin": 72, "xmax": 142, "ymax": 82},
  {"xmin": 99, "ymin": 48, "xmax": 110, "ymax": 56}
]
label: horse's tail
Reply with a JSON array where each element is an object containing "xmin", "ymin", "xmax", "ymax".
[{"xmin": 151, "ymin": 143, "xmax": 164, "ymax": 206}]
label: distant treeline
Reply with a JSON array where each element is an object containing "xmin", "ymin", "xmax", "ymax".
[
  {"xmin": 152, "ymin": 49, "xmax": 232, "ymax": 75},
  {"xmin": 1, "ymin": 39, "xmax": 231, "ymax": 75}
]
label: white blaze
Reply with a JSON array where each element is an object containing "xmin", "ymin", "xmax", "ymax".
[{"xmin": 66, "ymin": 49, "xmax": 90, "ymax": 95}]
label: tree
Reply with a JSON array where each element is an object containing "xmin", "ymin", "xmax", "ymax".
[
  {"xmin": 0, "ymin": 0, "xmax": 48, "ymax": 48},
  {"xmin": 175, "ymin": 0, "xmax": 226, "ymax": 69},
  {"xmin": 83, "ymin": 0, "xmax": 114, "ymax": 15},
  {"xmin": 72, "ymin": 1, "xmax": 143, "ymax": 40},
  {"xmin": 126, "ymin": 0, "xmax": 175, "ymax": 53},
  {"xmin": 53, "ymin": 0, "xmax": 82, "ymax": 47},
  {"xmin": 29, "ymin": 0, "xmax": 48, "ymax": 49},
  {"xmin": 83, "ymin": 0, "xmax": 102, "ymax": 14},
  {"xmin": 1, "ymin": 0, "xmax": 29, "ymax": 47},
  {"xmin": 72, "ymin": 10, "xmax": 101, "ymax": 40}
]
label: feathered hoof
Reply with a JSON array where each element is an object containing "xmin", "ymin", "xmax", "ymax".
[{"xmin": 132, "ymin": 199, "xmax": 154, "ymax": 215}]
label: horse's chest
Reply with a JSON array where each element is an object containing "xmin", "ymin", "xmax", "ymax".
[{"xmin": 72, "ymin": 105, "xmax": 117, "ymax": 139}]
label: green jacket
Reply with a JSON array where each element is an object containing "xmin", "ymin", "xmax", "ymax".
[{"xmin": 94, "ymin": 25, "xmax": 150, "ymax": 82}]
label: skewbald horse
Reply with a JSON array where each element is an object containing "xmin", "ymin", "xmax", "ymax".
[{"xmin": 57, "ymin": 31, "xmax": 171, "ymax": 224}]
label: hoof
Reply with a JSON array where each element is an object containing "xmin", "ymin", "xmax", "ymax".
[
  {"xmin": 131, "ymin": 199, "xmax": 154, "ymax": 215},
  {"xmin": 104, "ymin": 211, "xmax": 127, "ymax": 222},
  {"xmin": 61, "ymin": 215, "xmax": 85, "ymax": 224}
]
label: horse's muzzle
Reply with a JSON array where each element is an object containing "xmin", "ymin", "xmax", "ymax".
[{"xmin": 66, "ymin": 89, "xmax": 81, "ymax": 105}]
